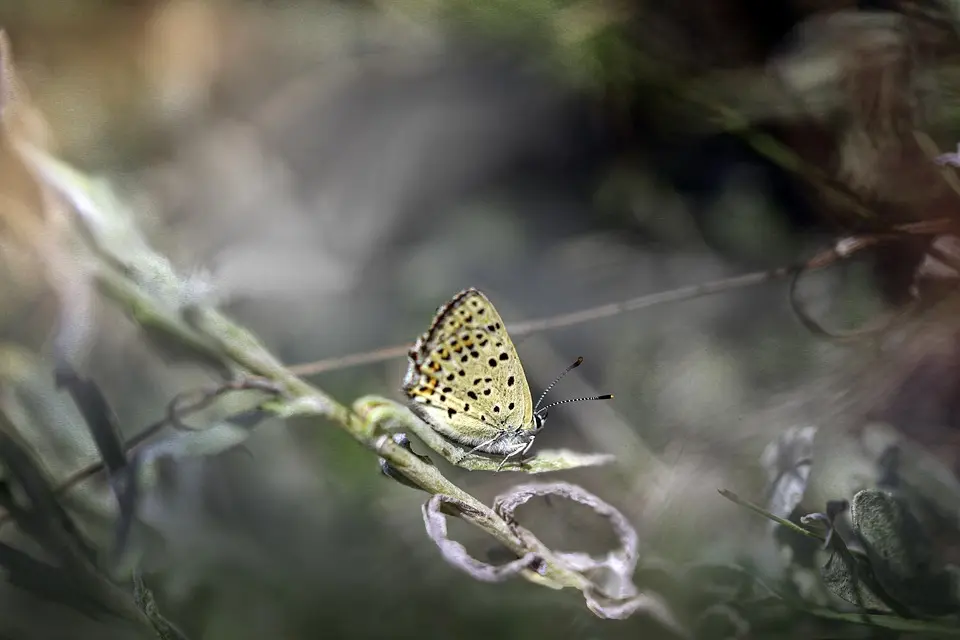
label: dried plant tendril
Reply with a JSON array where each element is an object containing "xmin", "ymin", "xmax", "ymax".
[
  {"xmin": 421, "ymin": 494, "xmax": 541, "ymax": 583},
  {"xmin": 492, "ymin": 482, "xmax": 684, "ymax": 634}
]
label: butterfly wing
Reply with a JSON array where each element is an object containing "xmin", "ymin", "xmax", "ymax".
[{"xmin": 402, "ymin": 288, "xmax": 535, "ymax": 450}]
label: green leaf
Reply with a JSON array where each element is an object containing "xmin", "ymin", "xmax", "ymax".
[
  {"xmin": 816, "ymin": 544, "xmax": 894, "ymax": 614},
  {"xmin": 456, "ymin": 448, "xmax": 615, "ymax": 473},
  {"xmin": 851, "ymin": 489, "xmax": 960, "ymax": 616}
]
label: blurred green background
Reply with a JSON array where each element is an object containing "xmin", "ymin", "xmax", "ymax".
[{"xmin": 2, "ymin": 0, "xmax": 960, "ymax": 638}]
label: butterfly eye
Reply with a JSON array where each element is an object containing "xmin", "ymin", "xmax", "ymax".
[{"xmin": 534, "ymin": 412, "xmax": 547, "ymax": 430}]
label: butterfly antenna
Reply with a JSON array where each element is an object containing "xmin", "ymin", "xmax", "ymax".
[
  {"xmin": 535, "ymin": 357, "xmax": 584, "ymax": 411},
  {"xmin": 535, "ymin": 394, "xmax": 614, "ymax": 416}
]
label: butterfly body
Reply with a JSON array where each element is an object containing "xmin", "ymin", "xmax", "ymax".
[{"xmin": 402, "ymin": 288, "xmax": 541, "ymax": 465}]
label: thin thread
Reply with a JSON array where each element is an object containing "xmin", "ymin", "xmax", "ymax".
[
  {"xmin": 288, "ymin": 219, "xmax": 954, "ymax": 378},
  {"xmin": 288, "ymin": 268, "xmax": 791, "ymax": 377}
]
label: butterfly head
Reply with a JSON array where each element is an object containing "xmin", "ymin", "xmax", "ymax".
[{"xmin": 533, "ymin": 411, "xmax": 547, "ymax": 431}]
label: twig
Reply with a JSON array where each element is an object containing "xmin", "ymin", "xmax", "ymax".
[
  {"xmin": 801, "ymin": 606, "xmax": 960, "ymax": 635},
  {"xmin": 288, "ymin": 270, "xmax": 794, "ymax": 377},
  {"xmin": 132, "ymin": 570, "xmax": 191, "ymax": 640},
  {"xmin": 717, "ymin": 488, "xmax": 825, "ymax": 542},
  {"xmin": 163, "ymin": 377, "xmax": 282, "ymax": 432},
  {"xmin": 290, "ymin": 224, "xmax": 951, "ymax": 376}
]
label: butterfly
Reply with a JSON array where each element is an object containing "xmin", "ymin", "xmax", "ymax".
[{"xmin": 402, "ymin": 288, "xmax": 612, "ymax": 471}]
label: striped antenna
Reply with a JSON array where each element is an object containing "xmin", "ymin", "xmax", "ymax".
[
  {"xmin": 535, "ymin": 357, "xmax": 583, "ymax": 412},
  {"xmin": 535, "ymin": 394, "xmax": 614, "ymax": 416}
]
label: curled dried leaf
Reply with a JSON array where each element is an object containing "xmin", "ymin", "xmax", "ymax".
[
  {"xmin": 488, "ymin": 481, "xmax": 685, "ymax": 634},
  {"xmin": 583, "ymin": 586, "xmax": 681, "ymax": 630},
  {"xmin": 493, "ymin": 481, "xmax": 639, "ymax": 591},
  {"xmin": 422, "ymin": 494, "xmax": 541, "ymax": 583}
]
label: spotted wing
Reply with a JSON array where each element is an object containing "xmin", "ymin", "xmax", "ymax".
[{"xmin": 402, "ymin": 288, "xmax": 534, "ymax": 448}]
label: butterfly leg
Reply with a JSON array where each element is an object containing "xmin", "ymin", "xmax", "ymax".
[
  {"xmin": 496, "ymin": 441, "xmax": 530, "ymax": 472},
  {"xmin": 455, "ymin": 434, "xmax": 503, "ymax": 465},
  {"xmin": 521, "ymin": 435, "xmax": 536, "ymax": 457}
]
